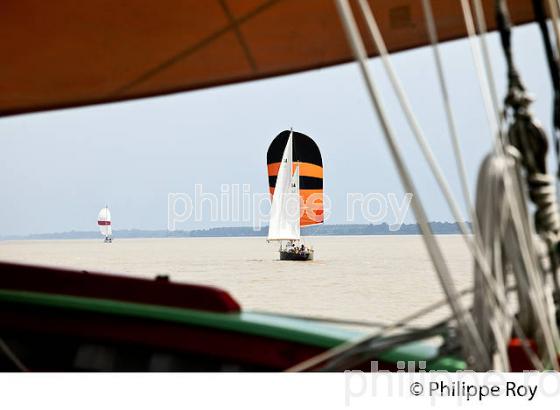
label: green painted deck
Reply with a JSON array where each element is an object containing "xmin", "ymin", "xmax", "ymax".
[{"xmin": 0, "ymin": 289, "xmax": 466, "ymax": 371}]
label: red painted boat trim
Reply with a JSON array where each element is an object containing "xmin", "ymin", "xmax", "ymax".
[{"xmin": 0, "ymin": 262, "xmax": 240, "ymax": 313}]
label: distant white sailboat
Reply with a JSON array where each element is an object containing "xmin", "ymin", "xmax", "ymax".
[
  {"xmin": 267, "ymin": 131, "xmax": 313, "ymax": 261},
  {"xmin": 97, "ymin": 206, "xmax": 112, "ymax": 243}
]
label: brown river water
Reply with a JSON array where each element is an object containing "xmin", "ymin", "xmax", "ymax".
[{"xmin": 0, "ymin": 235, "xmax": 473, "ymax": 327}]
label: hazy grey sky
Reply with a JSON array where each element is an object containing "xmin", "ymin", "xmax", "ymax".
[{"xmin": 0, "ymin": 23, "xmax": 555, "ymax": 236}]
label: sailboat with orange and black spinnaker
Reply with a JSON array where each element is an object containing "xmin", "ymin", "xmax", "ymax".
[{"xmin": 267, "ymin": 130, "xmax": 323, "ymax": 261}]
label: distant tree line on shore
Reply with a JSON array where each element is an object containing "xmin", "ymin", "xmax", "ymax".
[{"xmin": 2, "ymin": 222, "xmax": 471, "ymax": 241}]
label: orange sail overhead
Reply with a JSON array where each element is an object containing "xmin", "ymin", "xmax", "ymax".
[{"xmin": 1, "ymin": 0, "xmax": 535, "ymax": 116}]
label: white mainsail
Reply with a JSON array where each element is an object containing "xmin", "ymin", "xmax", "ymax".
[
  {"xmin": 268, "ymin": 132, "xmax": 301, "ymax": 241},
  {"xmin": 97, "ymin": 207, "xmax": 112, "ymax": 237}
]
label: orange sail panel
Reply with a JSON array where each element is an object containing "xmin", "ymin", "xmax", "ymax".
[{"xmin": 267, "ymin": 130, "xmax": 323, "ymax": 226}]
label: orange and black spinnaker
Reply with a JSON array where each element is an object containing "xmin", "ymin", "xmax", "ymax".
[{"xmin": 267, "ymin": 130, "xmax": 323, "ymax": 226}]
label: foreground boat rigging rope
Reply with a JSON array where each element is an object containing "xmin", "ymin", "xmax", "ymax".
[
  {"xmin": 442, "ymin": 0, "xmax": 560, "ymax": 371},
  {"xmin": 355, "ymin": 0, "xmax": 544, "ymax": 370},
  {"xmin": 355, "ymin": 0, "xmax": 477, "ymax": 247},
  {"xmin": 289, "ymin": 0, "xmax": 560, "ymax": 372},
  {"xmin": 454, "ymin": 0, "xmax": 560, "ymax": 370},
  {"xmin": 533, "ymin": 0, "xmax": 560, "ymax": 177},
  {"xmin": 0, "ymin": 337, "xmax": 28, "ymax": 372},
  {"xmin": 317, "ymin": 320, "xmax": 450, "ymax": 372},
  {"xmin": 546, "ymin": 0, "xmax": 560, "ymax": 80},
  {"xmin": 421, "ymin": 0, "xmax": 557, "ymax": 370},
  {"xmin": 285, "ymin": 285, "xmax": 545, "ymax": 372},
  {"xmin": 286, "ymin": 295, "xmax": 463, "ymax": 372},
  {"xmin": 533, "ymin": 0, "xmax": 560, "ymax": 332},
  {"xmin": 351, "ymin": 0, "xmax": 552, "ymax": 371},
  {"xmin": 429, "ymin": 0, "xmax": 554, "ymax": 370},
  {"xmin": 310, "ymin": 0, "xmax": 490, "ymax": 371},
  {"xmin": 420, "ymin": 0, "xmax": 474, "ymax": 218},
  {"xmin": 269, "ymin": 288, "xmax": 473, "ymax": 333},
  {"xmin": 460, "ymin": 0, "xmax": 503, "ymax": 146},
  {"xmin": 471, "ymin": 0, "xmax": 504, "ymax": 131},
  {"xmin": 499, "ymin": 1, "xmax": 560, "ymax": 282},
  {"xmin": 491, "ymin": 0, "xmax": 560, "ymax": 369},
  {"xmin": 474, "ymin": 149, "xmax": 550, "ymax": 370}
]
